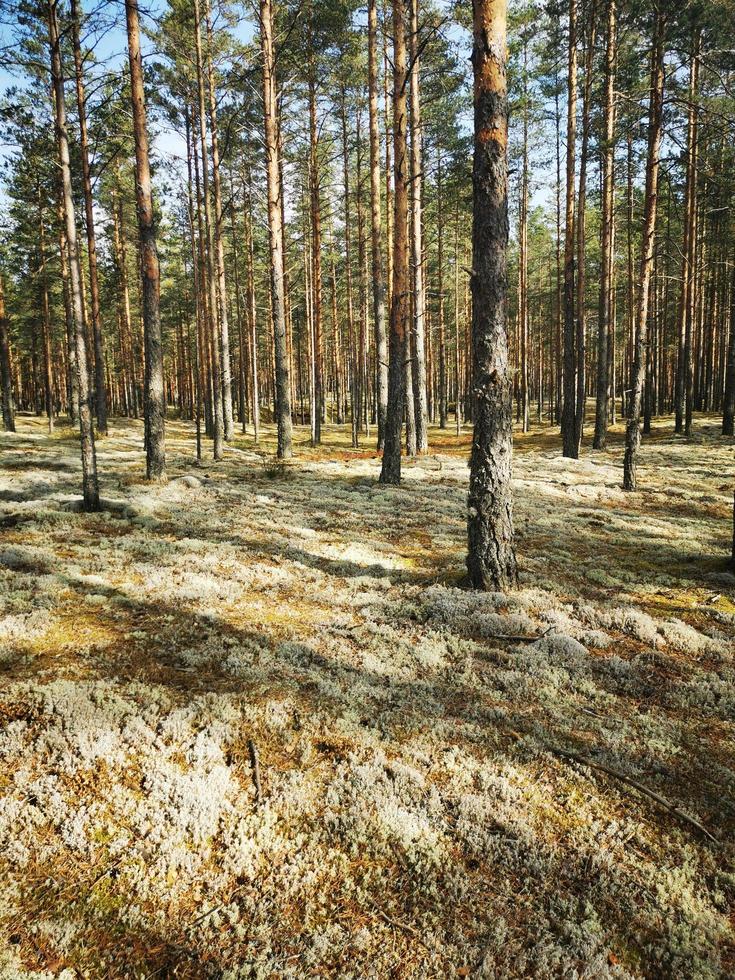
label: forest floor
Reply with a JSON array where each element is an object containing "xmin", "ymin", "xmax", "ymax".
[{"xmin": 0, "ymin": 413, "xmax": 734, "ymax": 979}]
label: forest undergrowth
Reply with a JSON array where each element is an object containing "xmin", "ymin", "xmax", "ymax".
[{"xmin": 0, "ymin": 415, "xmax": 733, "ymax": 979}]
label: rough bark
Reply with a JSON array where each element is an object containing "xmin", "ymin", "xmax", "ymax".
[
  {"xmin": 379, "ymin": 0, "xmax": 409, "ymax": 485},
  {"xmin": 466, "ymin": 0, "xmax": 517, "ymax": 592},
  {"xmin": 623, "ymin": 10, "xmax": 666, "ymax": 491},
  {"xmin": 48, "ymin": 0, "xmax": 99, "ymax": 511},
  {"xmin": 125, "ymin": 0, "xmax": 166, "ymax": 481}
]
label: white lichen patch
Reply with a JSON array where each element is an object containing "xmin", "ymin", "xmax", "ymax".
[{"xmin": 0, "ymin": 416, "xmax": 733, "ymax": 979}]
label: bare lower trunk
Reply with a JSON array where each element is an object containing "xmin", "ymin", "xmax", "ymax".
[
  {"xmin": 126, "ymin": 0, "xmax": 166, "ymax": 481},
  {"xmin": 48, "ymin": 0, "xmax": 99, "ymax": 511},
  {"xmin": 466, "ymin": 0, "xmax": 517, "ymax": 592},
  {"xmin": 623, "ymin": 10, "xmax": 666, "ymax": 491}
]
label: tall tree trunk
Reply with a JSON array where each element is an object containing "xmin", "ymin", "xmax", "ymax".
[
  {"xmin": 684, "ymin": 33, "xmax": 700, "ymax": 437},
  {"xmin": 368, "ymin": 0, "xmax": 388, "ymax": 450},
  {"xmin": 308, "ymin": 58, "xmax": 323, "ymax": 445},
  {"xmin": 259, "ymin": 0, "xmax": 292, "ymax": 458},
  {"xmin": 379, "ymin": 0, "xmax": 409, "ymax": 484},
  {"xmin": 205, "ymin": 0, "xmax": 234, "ymax": 441},
  {"xmin": 37, "ymin": 198, "xmax": 55, "ymax": 432},
  {"xmin": 0, "ymin": 274, "xmax": 15, "ymax": 432},
  {"xmin": 723, "ymin": 252, "xmax": 735, "ymax": 436},
  {"xmin": 194, "ymin": 0, "xmax": 224, "ymax": 459},
  {"xmin": 454, "ymin": 203, "xmax": 462, "ymax": 435},
  {"xmin": 70, "ymin": 0, "xmax": 107, "ymax": 434},
  {"xmin": 408, "ymin": 0, "xmax": 428, "ymax": 453},
  {"xmin": 466, "ymin": 0, "xmax": 517, "ymax": 591},
  {"xmin": 48, "ymin": 0, "xmax": 99, "ymax": 510},
  {"xmin": 574, "ymin": 8, "xmax": 596, "ymax": 451},
  {"xmin": 561, "ymin": 0, "xmax": 578, "ymax": 458},
  {"xmin": 519, "ymin": 30, "xmax": 529, "ymax": 434},
  {"xmin": 437, "ymin": 150, "xmax": 447, "ymax": 429},
  {"xmin": 675, "ymin": 32, "xmax": 700, "ymax": 436},
  {"xmin": 593, "ymin": 0, "xmax": 616, "ymax": 450},
  {"xmin": 245, "ymin": 170, "xmax": 260, "ymax": 444},
  {"xmin": 623, "ymin": 10, "xmax": 666, "ymax": 491},
  {"xmin": 125, "ymin": 0, "xmax": 166, "ymax": 480}
]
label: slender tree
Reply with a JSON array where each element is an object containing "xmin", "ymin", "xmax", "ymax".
[
  {"xmin": 593, "ymin": 0, "xmax": 616, "ymax": 450},
  {"xmin": 560, "ymin": 0, "xmax": 578, "ymax": 458},
  {"xmin": 379, "ymin": 0, "xmax": 410, "ymax": 485},
  {"xmin": 48, "ymin": 0, "xmax": 99, "ymax": 510},
  {"xmin": 0, "ymin": 274, "xmax": 15, "ymax": 432},
  {"xmin": 368, "ymin": 0, "xmax": 388, "ymax": 450},
  {"xmin": 125, "ymin": 0, "xmax": 166, "ymax": 480},
  {"xmin": 259, "ymin": 0, "xmax": 292, "ymax": 459},
  {"xmin": 70, "ymin": 0, "xmax": 107, "ymax": 435},
  {"xmin": 623, "ymin": 8, "xmax": 666, "ymax": 491}
]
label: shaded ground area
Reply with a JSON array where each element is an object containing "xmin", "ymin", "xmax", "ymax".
[{"xmin": 0, "ymin": 414, "xmax": 733, "ymax": 979}]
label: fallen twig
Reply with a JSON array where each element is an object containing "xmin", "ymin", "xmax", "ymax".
[
  {"xmin": 486, "ymin": 626, "xmax": 554, "ymax": 644},
  {"xmin": 369, "ymin": 900, "xmax": 421, "ymax": 939},
  {"xmin": 551, "ymin": 746, "xmax": 719, "ymax": 844},
  {"xmin": 248, "ymin": 738, "xmax": 262, "ymax": 804}
]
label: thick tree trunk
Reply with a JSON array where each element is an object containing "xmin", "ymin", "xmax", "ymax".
[
  {"xmin": 466, "ymin": 0, "xmax": 517, "ymax": 592},
  {"xmin": 125, "ymin": 0, "xmax": 166, "ymax": 481},
  {"xmin": 0, "ymin": 274, "xmax": 15, "ymax": 432},
  {"xmin": 379, "ymin": 0, "xmax": 409, "ymax": 485},
  {"xmin": 623, "ymin": 10, "xmax": 666, "ymax": 491},
  {"xmin": 593, "ymin": 0, "xmax": 616, "ymax": 450},
  {"xmin": 259, "ymin": 0, "xmax": 292, "ymax": 458},
  {"xmin": 368, "ymin": 0, "xmax": 388, "ymax": 450},
  {"xmin": 48, "ymin": 0, "xmax": 99, "ymax": 511},
  {"xmin": 561, "ymin": 0, "xmax": 578, "ymax": 458},
  {"xmin": 408, "ymin": 0, "xmax": 428, "ymax": 453},
  {"xmin": 70, "ymin": 0, "xmax": 107, "ymax": 435}
]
